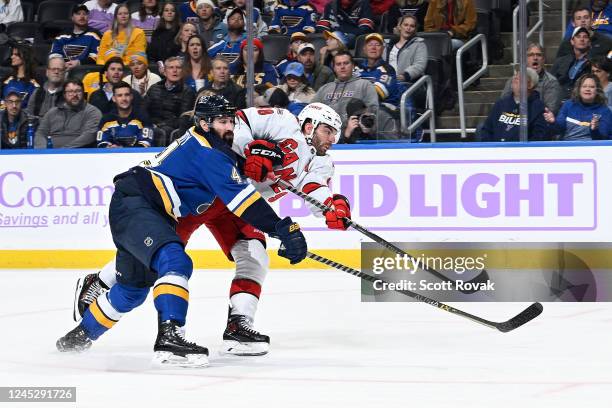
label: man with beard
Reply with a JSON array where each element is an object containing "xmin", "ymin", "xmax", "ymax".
[
  {"xmin": 50, "ymin": 4, "xmax": 101, "ymax": 71},
  {"xmin": 57, "ymin": 95, "xmax": 308, "ymax": 367},
  {"xmin": 69, "ymin": 102, "xmax": 351, "ymax": 358},
  {"xmin": 296, "ymin": 42, "xmax": 334, "ymax": 91},
  {"xmin": 34, "ymin": 79, "xmax": 102, "ymax": 148},
  {"xmin": 208, "ymin": 8, "xmax": 247, "ymax": 71},
  {"xmin": 89, "ymin": 57, "xmax": 144, "ymax": 115},
  {"xmin": 502, "ymin": 43, "xmax": 562, "ymax": 114},
  {"xmin": 551, "ymin": 26, "xmax": 594, "ymax": 100}
]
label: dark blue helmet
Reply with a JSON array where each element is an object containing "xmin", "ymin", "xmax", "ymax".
[{"xmin": 193, "ymin": 94, "xmax": 236, "ymax": 126}]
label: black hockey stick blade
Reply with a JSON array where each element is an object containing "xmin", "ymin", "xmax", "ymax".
[
  {"xmin": 495, "ymin": 302, "xmax": 544, "ymax": 333},
  {"xmin": 276, "ymin": 178, "xmax": 489, "ymax": 294}
]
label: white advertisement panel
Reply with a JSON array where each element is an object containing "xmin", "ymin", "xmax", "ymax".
[{"xmin": 0, "ymin": 144, "xmax": 610, "ymax": 257}]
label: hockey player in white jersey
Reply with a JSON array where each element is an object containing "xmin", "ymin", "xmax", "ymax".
[{"xmin": 71, "ymin": 102, "xmax": 350, "ymax": 356}]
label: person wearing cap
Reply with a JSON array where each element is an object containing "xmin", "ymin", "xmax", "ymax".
[
  {"xmin": 123, "ymin": 52, "xmax": 162, "ymax": 96},
  {"xmin": 132, "ymin": 0, "xmax": 160, "ymax": 43},
  {"xmin": 424, "ymin": 0, "xmax": 477, "ymax": 51},
  {"xmin": 276, "ymin": 61, "xmax": 315, "ymax": 114},
  {"xmin": 0, "ymin": 88, "xmax": 28, "ymax": 149},
  {"xmin": 316, "ymin": 0, "xmax": 374, "ymax": 47},
  {"xmin": 557, "ymin": 7, "xmax": 612, "ymax": 59},
  {"xmin": 312, "ymin": 50, "xmax": 378, "ymax": 125},
  {"xmin": 83, "ymin": 0, "xmax": 117, "ymax": 33},
  {"xmin": 479, "ymin": 67, "xmax": 547, "ymax": 142},
  {"xmin": 195, "ymin": 0, "xmax": 228, "ymax": 47},
  {"xmin": 0, "ymin": 0, "xmax": 23, "ymax": 29},
  {"xmin": 224, "ymin": 0, "xmax": 268, "ymax": 37},
  {"xmin": 320, "ymin": 30, "xmax": 348, "ymax": 69},
  {"xmin": 357, "ymin": 33, "xmax": 404, "ymax": 107},
  {"xmin": 551, "ymin": 26, "xmax": 595, "ymax": 100},
  {"xmin": 97, "ymin": 4, "xmax": 147, "ymax": 65},
  {"xmin": 502, "ymin": 43, "xmax": 562, "ymax": 115},
  {"xmin": 34, "ymin": 79, "xmax": 102, "ymax": 148},
  {"xmin": 201, "ymin": 57, "xmax": 246, "ymax": 108},
  {"xmin": 232, "ymin": 38, "xmax": 279, "ymax": 92},
  {"xmin": 50, "ymin": 4, "xmax": 101, "ymax": 71},
  {"xmin": 89, "ymin": 56, "xmax": 145, "ymax": 115},
  {"xmin": 25, "ymin": 57, "xmax": 66, "ymax": 120},
  {"xmin": 544, "ymin": 72, "xmax": 612, "ymax": 140},
  {"xmin": 276, "ymin": 31, "xmax": 308, "ymax": 80},
  {"xmin": 1, "ymin": 44, "xmax": 39, "ymax": 109},
  {"xmin": 208, "ymin": 7, "xmax": 247, "ymax": 68},
  {"xmin": 296, "ymin": 41, "xmax": 334, "ymax": 91},
  {"xmin": 269, "ymin": 0, "xmax": 317, "ymax": 35}
]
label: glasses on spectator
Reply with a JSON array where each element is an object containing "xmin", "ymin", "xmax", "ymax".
[
  {"xmin": 527, "ymin": 52, "xmax": 543, "ymax": 57},
  {"xmin": 5, "ymin": 99, "xmax": 21, "ymax": 106},
  {"xmin": 64, "ymin": 89, "xmax": 83, "ymax": 95}
]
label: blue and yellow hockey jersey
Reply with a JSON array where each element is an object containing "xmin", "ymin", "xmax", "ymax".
[
  {"xmin": 269, "ymin": 0, "xmax": 317, "ymax": 35},
  {"xmin": 50, "ymin": 30, "xmax": 101, "ymax": 64},
  {"xmin": 356, "ymin": 59, "xmax": 404, "ymax": 106},
  {"xmin": 97, "ymin": 110, "xmax": 154, "ymax": 147},
  {"xmin": 131, "ymin": 127, "xmax": 279, "ymax": 234}
]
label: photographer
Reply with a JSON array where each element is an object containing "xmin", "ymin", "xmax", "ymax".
[
  {"xmin": 340, "ymin": 98, "xmax": 378, "ymax": 143},
  {"xmin": 97, "ymin": 81, "xmax": 153, "ymax": 147}
]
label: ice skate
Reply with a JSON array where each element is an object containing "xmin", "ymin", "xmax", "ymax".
[
  {"xmin": 56, "ymin": 325, "xmax": 92, "ymax": 352},
  {"xmin": 73, "ymin": 272, "xmax": 107, "ymax": 322},
  {"xmin": 222, "ymin": 314, "xmax": 270, "ymax": 356},
  {"xmin": 153, "ymin": 320, "xmax": 209, "ymax": 368}
]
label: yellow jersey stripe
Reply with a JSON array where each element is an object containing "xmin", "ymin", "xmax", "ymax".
[
  {"xmin": 233, "ymin": 191, "xmax": 261, "ymax": 217},
  {"xmin": 150, "ymin": 173, "xmax": 177, "ymax": 221},
  {"xmin": 100, "ymin": 120, "xmax": 119, "ymax": 132},
  {"xmin": 190, "ymin": 127, "xmax": 212, "ymax": 148},
  {"xmin": 89, "ymin": 299, "xmax": 118, "ymax": 329},
  {"xmin": 153, "ymin": 283, "xmax": 189, "ymax": 302}
]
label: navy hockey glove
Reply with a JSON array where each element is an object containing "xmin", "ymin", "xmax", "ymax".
[
  {"xmin": 244, "ymin": 140, "xmax": 284, "ymax": 182},
  {"xmin": 275, "ymin": 217, "xmax": 307, "ymax": 264},
  {"xmin": 324, "ymin": 194, "xmax": 351, "ymax": 230}
]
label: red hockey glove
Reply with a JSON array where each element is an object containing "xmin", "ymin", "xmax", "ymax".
[
  {"xmin": 324, "ymin": 194, "xmax": 351, "ymax": 230},
  {"xmin": 243, "ymin": 140, "xmax": 284, "ymax": 182}
]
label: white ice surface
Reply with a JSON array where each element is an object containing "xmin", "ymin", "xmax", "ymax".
[{"xmin": 0, "ymin": 269, "xmax": 610, "ymax": 408}]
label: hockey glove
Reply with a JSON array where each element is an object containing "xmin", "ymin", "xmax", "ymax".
[
  {"xmin": 244, "ymin": 140, "xmax": 284, "ymax": 182},
  {"xmin": 324, "ymin": 194, "xmax": 351, "ymax": 230},
  {"xmin": 275, "ymin": 217, "xmax": 307, "ymax": 264}
]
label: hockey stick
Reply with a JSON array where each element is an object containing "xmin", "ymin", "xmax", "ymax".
[
  {"xmin": 306, "ymin": 251, "xmax": 543, "ymax": 333},
  {"xmin": 276, "ymin": 178, "xmax": 489, "ymax": 294}
]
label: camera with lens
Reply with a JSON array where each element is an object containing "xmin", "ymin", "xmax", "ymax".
[{"xmin": 358, "ymin": 113, "xmax": 376, "ymax": 129}]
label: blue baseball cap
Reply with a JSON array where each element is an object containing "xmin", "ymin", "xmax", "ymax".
[
  {"xmin": 3, "ymin": 86, "xmax": 23, "ymax": 99},
  {"xmin": 284, "ymin": 62, "xmax": 305, "ymax": 78}
]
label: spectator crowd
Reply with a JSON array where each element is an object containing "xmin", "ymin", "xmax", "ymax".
[{"xmin": 0, "ymin": 0, "xmax": 610, "ymax": 149}]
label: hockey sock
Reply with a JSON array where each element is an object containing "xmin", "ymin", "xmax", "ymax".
[
  {"xmin": 229, "ymin": 279, "xmax": 261, "ymax": 320},
  {"xmin": 151, "ymin": 243, "xmax": 192, "ymax": 326},
  {"xmin": 98, "ymin": 259, "xmax": 118, "ymax": 289},
  {"xmin": 80, "ymin": 283, "xmax": 147, "ymax": 340}
]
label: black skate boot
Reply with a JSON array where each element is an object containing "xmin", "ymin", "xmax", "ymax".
[
  {"xmin": 153, "ymin": 320, "xmax": 209, "ymax": 367},
  {"xmin": 56, "ymin": 325, "xmax": 92, "ymax": 352},
  {"xmin": 223, "ymin": 314, "xmax": 270, "ymax": 356},
  {"xmin": 73, "ymin": 272, "xmax": 107, "ymax": 322}
]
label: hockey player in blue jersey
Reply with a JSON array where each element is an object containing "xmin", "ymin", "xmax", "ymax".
[{"xmin": 56, "ymin": 95, "xmax": 308, "ymax": 367}]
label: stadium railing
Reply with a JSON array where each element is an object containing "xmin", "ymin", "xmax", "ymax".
[{"xmin": 400, "ymin": 74, "xmax": 436, "ymax": 142}]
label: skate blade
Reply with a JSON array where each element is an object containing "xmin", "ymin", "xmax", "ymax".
[
  {"xmin": 72, "ymin": 277, "xmax": 85, "ymax": 322},
  {"xmin": 222, "ymin": 340, "xmax": 269, "ymax": 356},
  {"xmin": 56, "ymin": 339, "xmax": 91, "ymax": 353},
  {"xmin": 152, "ymin": 351, "xmax": 209, "ymax": 368}
]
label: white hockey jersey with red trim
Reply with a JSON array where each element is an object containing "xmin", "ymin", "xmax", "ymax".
[{"xmin": 232, "ymin": 107, "xmax": 334, "ymax": 216}]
